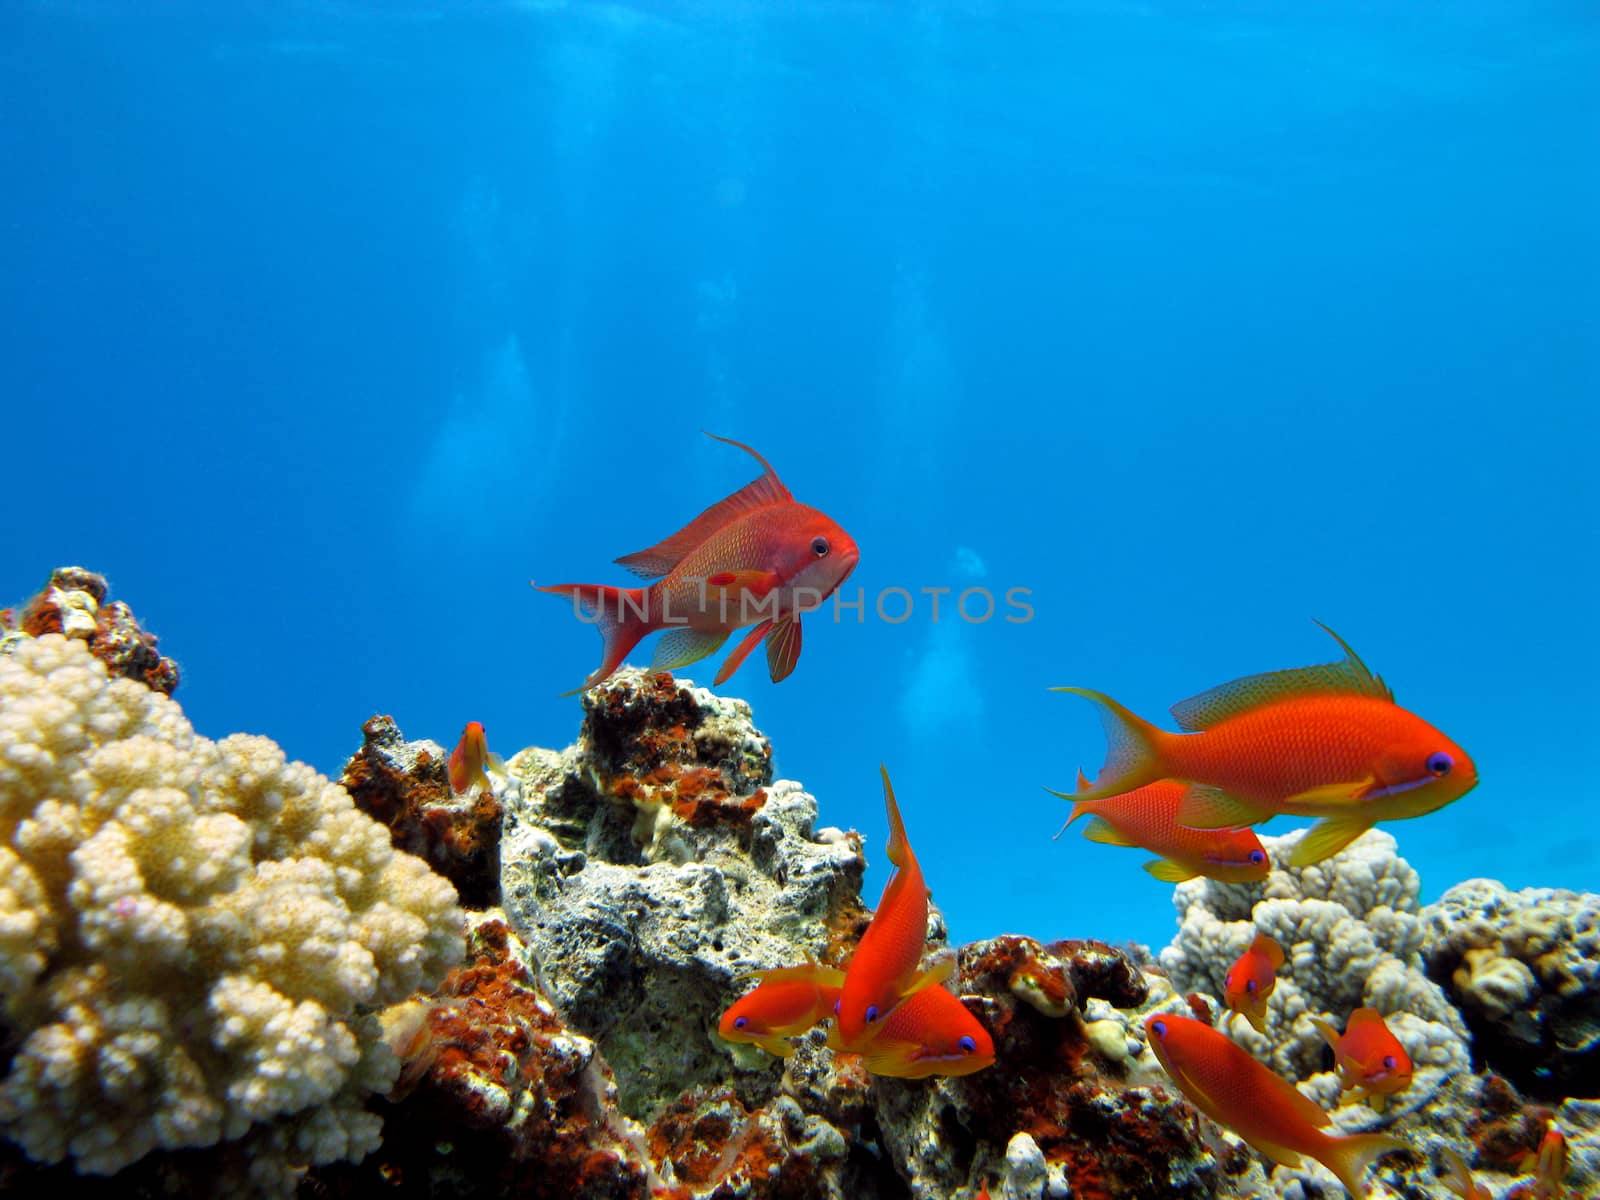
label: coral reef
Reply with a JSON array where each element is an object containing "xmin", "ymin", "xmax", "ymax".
[
  {"xmin": 0, "ymin": 634, "xmax": 463, "ymax": 1193},
  {"xmin": 1151, "ymin": 828, "xmax": 1600, "ymax": 1200},
  {"xmin": 1420, "ymin": 879, "xmax": 1600, "ymax": 1099},
  {"xmin": 341, "ymin": 715, "xmax": 506, "ymax": 909},
  {"xmin": 499, "ymin": 670, "xmax": 871, "ymax": 1119},
  {"xmin": 308, "ymin": 910, "xmax": 658, "ymax": 1200},
  {"xmin": 871, "ymin": 935, "xmax": 1217, "ymax": 1200},
  {"xmin": 1, "ymin": 566, "xmax": 179, "ymax": 694},
  {"xmin": 1159, "ymin": 828, "xmax": 1471, "ymax": 1110}
]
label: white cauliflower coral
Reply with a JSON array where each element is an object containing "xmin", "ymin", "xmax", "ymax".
[{"xmin": 0, "ymin": 634, "xmax": 463, "ymax": 1185}]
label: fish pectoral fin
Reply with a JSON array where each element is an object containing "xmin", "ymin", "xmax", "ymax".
[
  {"xmin": 650, "ymin": 627, "xmax": 730, "ymax": 672},
  {"xmin": 1142, "ymin": 858, "xmax": 1199, "ymax": 883},
  {"xmin": 706, "ymin": 569, "xmax": 782, "ymax": 597},
  {"xmin": 902, "ymin": 953, "xmax": 958, "ymax": 998},
  {"xmin": 1083, "ymin": 816, "xmax": 1140, "ymax": 848},
  {"xmin": 1288, "ymin": 815, "xmax": 1375, "ymax": 866},
  {"xmin": 1282, "ymin": 778, "xmax": 1377, "ymax": 809},
  {"xmin": 1175, "ymin": 786, "xmax": 1267, "ymax": 831},
  {"xmin": 1167, "ymin": 622, "xmax": 1391, "ymax": 732},
  {"xmin": 713, "ymin": 619, "xmax": 773, "ymax": 686},
  {"xmin": 754, "ymin": 1035, "xmax": 796, "ymax": 1058},
  {"xmin": 1244, "ymin": 1135, "xmax": 1305, "ymax": 1171},
  {"xmin": 766, "ymin": 614, "xmax": 802, "ymax": 682},
  {"xmin": 1310, "ymin": 1016, "xmax": 1341, "ymax": 1051}
]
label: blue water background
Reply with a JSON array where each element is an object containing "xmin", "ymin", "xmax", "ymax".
[{"xmin": 4, "ymin": 2, "xmax": 1595, "ymax": 951}]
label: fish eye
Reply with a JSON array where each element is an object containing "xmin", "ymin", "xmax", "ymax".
[
  {"xmin": 865, "ymin": 1005, "xmax": 880, "ymax": 1023},
  {"xmin": 958, "ymin": 1036, "xmax": 976, "ymax": 1054},
  {"xmin": 1249, "ymin": 850, "xmax": 1266, "ymax": 866},
  {"xmin": 1426, "ymin": 751, "xmax": 1453, "ymax": 776},
  {"xmin": 811, "ymin": 536, "xmax": 830, "ymax": 557},
  {"xmin": 733, "ymin": 1016, "xmax": 748, "ymax": 1030},
  {"xmin": 1382, "ymin": 1055, "xmax": 1396, "ymax": 1069},
  {"xmin": 1150, "ymin": 1019, "xmax": 1167, "ymax": 1038},
  {"xmin": 1245, "ymin": 979, "xmax": 1256, "ymax": 993}
]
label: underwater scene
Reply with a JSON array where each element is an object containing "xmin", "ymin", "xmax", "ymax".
[{"xmin": 1, "ymin": 2, "xmax": 1596, "ymax": 1198}]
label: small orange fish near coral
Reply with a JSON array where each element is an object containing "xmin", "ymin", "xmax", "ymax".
[
  {"xmin": 1311, "ymin": 1007, "xmax": 1413, "ymax": 1112},
  {"xmin": 536, "ymin": 433, "xmax": 859, "ymax": 692},
  {"xmin": 1525, "ymin": 1122, "xmax": 1568, "ymax": 1199},
  {"xmin": 1055, "ymin": 770, "xmax": 1270, "ymax": 883},
  {"xmin": 1055, "ymin": 623, "xmax": 1478, "ymax": 866},
  {"xmin": 830, "ymin": 983, "xmax": 994, "ymax": 1079},
  {"xmin": 1438, "ymin": 1146, "xmax": 1493, "ymax": 1200},
  {"xmin": 718, "ymin": 962, "xmax": 846, "ymax": 1058},
  {"xmin": 835, "ymin": 766, "xmax": 952, "ymax": 1049},
  {"xmin": 1223, "ymin": 932, "xmax": 1284, "ymax": 1034},
  {"xmin": 1144, "ymin": 1013, "xmax": 1405, "ymax": 1200},
  {"xmin": 448, "ymin": 721, "xmax": 505, "ymax": 796}
]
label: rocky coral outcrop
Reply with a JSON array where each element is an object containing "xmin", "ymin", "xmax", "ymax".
[
  {"xmin": 1, "ymin": 566, "xmax": 178, "ymax": 694},
  {"xmin": 342, "ymin": 716, "xmax": 506, "ymax": 910},
  {"xmin": 1420, "ymin": 879, "xmax": 1600, "ymax": 1099},
  {"xmin": 499, "ymin": 670, "xmax": 870, "ymax": 1119}
]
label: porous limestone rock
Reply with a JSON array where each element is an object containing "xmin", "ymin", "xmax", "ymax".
[
  {"xmin": 1421, "ymin": 878, "xmax": 1600, "ymax": 1098},
  {"xmin": 499, "ymin": 670, "xmax": 869, "ymax": 1119}
]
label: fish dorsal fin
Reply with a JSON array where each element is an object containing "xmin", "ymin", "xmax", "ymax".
[
  {"xmin": 1252, "ymin": 933, "xmax": 1286, "ymax": 971},
  {"xmin": 880, "ymin": 765, "xmax": 913, "ymax": 870},
  {"xmin": 614, "ymin": 433, "xmax": 793, "ymax": 578},
  {"xmin": 1346, "ymin": 1006, "xmax": 1383, "ymax": 1029},
  {"xmin": 1168, "ymin": 622, "xmax": 1392, "ymax": 732},
  {"xmin": 749, "ymin": 962, "xmax": 847, "ymax": 989}
]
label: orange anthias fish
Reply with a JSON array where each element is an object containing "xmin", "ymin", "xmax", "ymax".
[
  {"xmin": 1311, "ymin": 1007, "xmax": 1413, "ymax": 1112},
  {"xmin": 718, "ymin": 962, "xmax": 846, "ymax": 1058},
  {"xmin": 1057, "ymin": 770, "xmax": 1271, "ymax": 884},
  {"xmin": 830, "ymin": 983, "xmax": 995, "ymax": 1079},
  {"xmin": 1144, "ymin": 1014, "xmax": 1405, "ymax": 1199},
  {"xmin": 1528, "ymin": 1122, "xmax": 1568, "ymax": 1199},
  {"xmin": 1438, "ymin": 1147, "xmax": 1492, "ymax": 1200},
  {"xmin": 1224, "ymin": 932, "xmax": 1285, "ymax": 1034},
  {"xmin": 1054, "ymin": 623, "xmax": 1478, "ymax": 867},
  {"xmin": 448, "ymin": 721, "xmax": 505, "ymax": 796},
  {"xmin": 835, "ymin": 766, "xmax": 952, "ymax": 1049},
  {"xmin": 537, "ymin": 433, "xmax": 860, "ymax": 692}
]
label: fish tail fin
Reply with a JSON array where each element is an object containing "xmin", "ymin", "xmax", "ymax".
[
  {"xmin": 1322, "ymin": 1132, "xmax": 1407, "ymax": 1200},
  {"xmin": 880, "ymin": 765, "xmax": 912, "ymax": 869},
  {"xmin": 535, "ymin": 581, "xmax": 654, "ymax": 693},
  {"xmin": 1310, "ymin": 1016, "xmax": 1341, "ymax": 1050},
  {"xmin": 1050, "ymin": 688, "xmax": 1169, "ymax": 801}
]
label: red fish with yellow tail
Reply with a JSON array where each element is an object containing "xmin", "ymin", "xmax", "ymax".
[
  {"xmin": 1053, "ymin": 623, "xmax": 1478, "ymax": 866},
  {"xmin": 537, "ymin": 433, "xmax": 859, "ymax": 692},
  {"xmin": 1144, "ymin": 1013, "xmax": 1405, "ymax": 1199}
]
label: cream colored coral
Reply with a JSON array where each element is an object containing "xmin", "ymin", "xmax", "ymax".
[
  {"xmin": 0, "ymin": 634, "xmax": 463, "ymax": 1187},
  {"xmin": 1159, "ymin": 828, "xmax": 1470, "ymax": 1111}
]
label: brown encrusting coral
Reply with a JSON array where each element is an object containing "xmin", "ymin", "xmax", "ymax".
[
  {"xmin": 308, "ymin": 914, "xmax": 656, "ymax": 1200},
  {"xmin": 866, "ymin": 936, "xmax": 1217, "ymax": 1199},
  {"xmin": 1, "ymin": 565, "xmax": 178, "ymax": 693},
  {"xmin": 341, "ymin": 715, "xmax": 504, "ymax": 908}
]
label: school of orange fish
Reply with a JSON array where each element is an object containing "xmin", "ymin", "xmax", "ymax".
[{"xmin": 440, "ymin": 434, "xmax": 1569, "ymax": 1198}]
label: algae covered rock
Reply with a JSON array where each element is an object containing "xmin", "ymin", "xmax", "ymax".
[{"xmin": 499, "ymin": 669, "xmax": 867, "ymax": 1119}]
